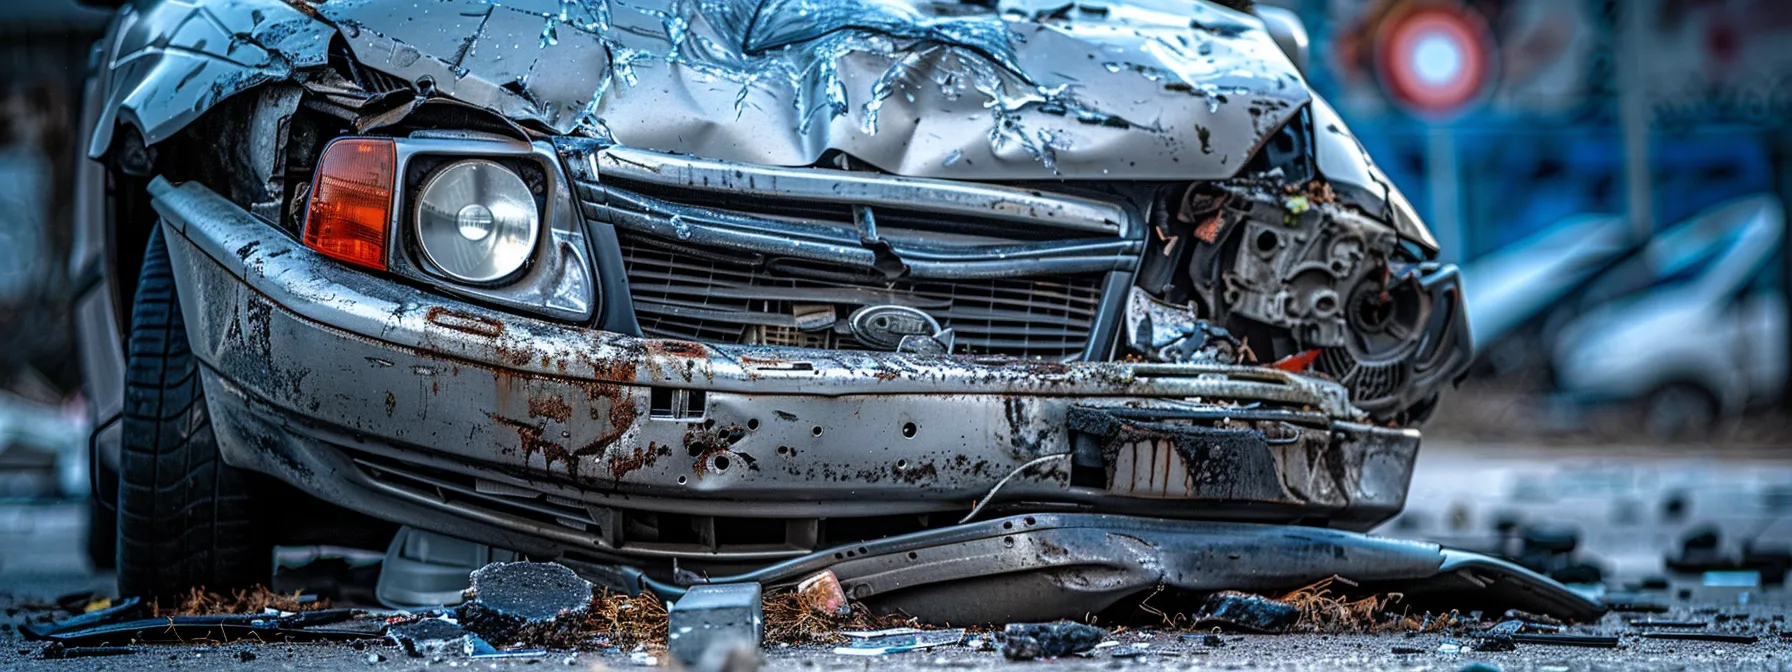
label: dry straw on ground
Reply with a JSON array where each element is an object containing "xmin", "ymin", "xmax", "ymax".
[
  {"xmin": 1275, "ymin": 576, "xmax": 1458, "ymax": 633},
  {"xmin": 580, "ymin": 590, "xmax": 671, "ymax": 648},
  {"xmin": 153, "ymin": 586, "xmax": 325, "ymax": 617},
  {"xmin": 761, "ymin": 589, "xmax": 920, "ymax": 644}
]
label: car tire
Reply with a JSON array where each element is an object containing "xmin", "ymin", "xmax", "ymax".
[
  {"xmin": 1642, "ymin": 383, "xmax": 1720, "ymax": 442},
  {"xmin": 116, "ymin": 225, "xmax": 272, "ymax": 598}
]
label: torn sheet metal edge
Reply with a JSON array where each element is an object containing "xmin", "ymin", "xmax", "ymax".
[
  {"xmin": 87, "ymin": 0, "xmax": 332, "ymax": 158},
  {"xmin": 660, "ymin": 514, "xmax": 1607, "ymax": 623}
]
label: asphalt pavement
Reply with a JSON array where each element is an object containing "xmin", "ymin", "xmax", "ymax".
[{"xmin": 0, "ymin": 442, "xmax": 1787, "ymax": 670}]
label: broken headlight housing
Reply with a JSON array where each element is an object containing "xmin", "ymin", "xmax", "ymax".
[{"xmin": 303, "ymin": 134, "xmax": 598, "ymax": 322}]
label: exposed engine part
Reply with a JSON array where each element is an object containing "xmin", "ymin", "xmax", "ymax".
[
  {"xmin": 1155, "ymin": 183, "xmax": 1471, "ymax": 423},
  {"xmin": 1313, "ymin": 263, "xmax": 1470, "ymax": 422},
  {"xmin": 1121, "ymin": 286, "xmax": 1238, "ymax": 364},
  {"xmin": 1221, "ymin": 186, "xmax": 1392, "ymax": 348}
]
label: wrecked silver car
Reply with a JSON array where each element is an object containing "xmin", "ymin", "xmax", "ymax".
[{"xmin": 72, "ymin": 0, "xmax": 1581, "ymax": 623}]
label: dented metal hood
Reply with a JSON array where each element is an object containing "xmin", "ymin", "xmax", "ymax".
[{"xmin": 313, "ymin": 0, "xmax": 1311, "ymax": 180}]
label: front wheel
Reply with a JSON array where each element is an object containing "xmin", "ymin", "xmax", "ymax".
[
  {"xmin": 116, "ymin": 225, "xmax": 272, "ymax": 598},
  {"xmin": 1642, "ymin": 383, "xmax": 1721, "ymax": 442}
]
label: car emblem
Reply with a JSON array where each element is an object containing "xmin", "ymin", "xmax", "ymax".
[{"xmin": 848, "ymin": 305, "xmax": 941, "ymax": 350}]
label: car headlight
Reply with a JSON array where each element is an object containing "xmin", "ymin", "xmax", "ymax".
[
  {"xmin": 301, "ymin": 135, "xmax": 598, "ymax": 323},
  {"xmin": 416, "ymin": 159, "xmax": 540, "ymax": 283}
]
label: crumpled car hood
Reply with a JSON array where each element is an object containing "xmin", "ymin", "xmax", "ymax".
[{"xmin": 312, "ymin": 0, "xmax": 1309, "ymax": 180}]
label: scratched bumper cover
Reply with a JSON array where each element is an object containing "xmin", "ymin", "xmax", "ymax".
[{"xmin": 151, "ymin": 177, "xmax": 1422, "ymax": 568}]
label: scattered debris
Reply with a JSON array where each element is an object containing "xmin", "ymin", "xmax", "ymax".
[
  {"xmin": 1194, "ymin": 591, "xmax": 1300, "ymax": 633},
  {"xmin": 1001, "ymin": 622, "xmax": 1107, "ymax": 660},
  {"xmin": 389, "ymin": 617, "xmax": 471, "ymax": 658},
  {"xmin": 628, "ymin": 648, "xmax": 660, "ymax": 666},
  {"xmin": 22, "ymin": 597, "xmax": 145, "ymax": 640},
  {"xmin": 833, "ymin": 628, "xmax": 965, "ymax": 656},
  {"xmin": 795, "ymin": 571, "xmax": 849, "ymax": 617},
  {"xmin": 457, "ymin": 562, "xmax": 594, "ymax": 647},
  {"xmin": 1627, "ymin": 619, "xmax": 1710, "ymax": 629},
  {"xmin": 1510, "ymin": 633, "xmax": 1621, "ymax": 648},
  {"xmin": 464, "ymin": 633, "xmax": 546, "ymax": 659},
  {"xmin": 37, "ymin": 643, "xmax": 136, "ymax": 659},
  {"xmin": 760, "ymin": 588, "xmax": 914, "ymax": 644},
  {"xmin": 1640, "ymin": 632, "xmax": 1760, "ymax": 644},
  {"xmin": 156, "ymin": 587, "xmax": 322, "ymax": 617},
  {"xmin": 1604, "ymin": 599, "xmax": 1670, "ymax": 614},
  {"xmin": 25, "ymin": 610, "xmax": 372, "ymax": 646},
  {"xmin": 668, "ymin": 583, "xmax": 763, "ymax": 670},
  {"xmin": 1108, "ymin": 643, "xmax": 1152, "ymax": 658},
  {"xmin": 1473, "ymin": 633, "xmax": 1516, "ymax": 652}
]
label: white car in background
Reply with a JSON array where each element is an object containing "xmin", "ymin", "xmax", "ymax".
[{"xmin": 1550, "ymin": 195, "xmax": 1787, "ymax": 438}]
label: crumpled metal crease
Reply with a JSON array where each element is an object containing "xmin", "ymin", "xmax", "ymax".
[
  {"xmin": 311, "ymin": 0, "xmax": 1309, "ymax": 179},
  {"xmin": 87, "ymin": 0, "xmax": 331, "ymax": 157}
]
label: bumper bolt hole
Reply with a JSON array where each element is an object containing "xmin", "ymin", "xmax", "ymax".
[
  {"xmin": 895, "ymin": 459, "xmax": 907, "ymax": 470},
  {"xmin": 713, "ymin": 455, "xmax": 731, "ymax": 472},
  {"xmin": 1002, "ymin": 536, "xmax": 1014, "ymax": 548},
  {"xmin": 901, "ymin": 422, "xmax": 917, "ymax": 438},
  {"xmin": 907, "ymin": 551, "xmax": 918, "ymax": 560},
  {"xmin": 747, "ymin": 418, "xmax": 760, "ymax": 431},
  {"xmin": 1002, "ymin": 521, "xmax": 1013, "ymax": 529},
  {"xmin": 1024, "ymin": 516, "xmax": 1036, "ymax": 526},
  {"xmin": 776, "ymin": 445, "xmax": 792, "ymax": 457},
  {"xmin": 811, "ymin": 425, "xmax": 823, "ymax": 437},
  {"xmin": 677, "ymin": 476, "xmax": 687, "ymax": 485}
]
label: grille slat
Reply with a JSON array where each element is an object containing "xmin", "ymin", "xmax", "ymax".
[
  {"xmin": 618, "ymin": 232, "xmax": 1105, "ymax": 359},
  {"xmin": 576, "ymin": 148, "xmax": 1129, "ymax": 360}
]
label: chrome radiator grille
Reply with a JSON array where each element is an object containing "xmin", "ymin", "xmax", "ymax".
[
  {"xmin": 617, "ymin": 231, "xmax": 1107, "ymax": 359},
  {"xmin": 563, "ymin": 143, "xmax": 1143, "ymax": 360}
]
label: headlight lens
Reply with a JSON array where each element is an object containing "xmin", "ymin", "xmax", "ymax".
[{"xmin": 415, "ymin": 159, "xmax": 539, "ymax": 283}]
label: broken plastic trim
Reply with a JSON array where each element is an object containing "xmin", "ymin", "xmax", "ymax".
[{"xmin": 605, "ymin": 513, "xmax": 1606, "ymax": 624}]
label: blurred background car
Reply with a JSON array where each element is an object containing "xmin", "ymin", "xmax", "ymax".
[{"xmin": 1549, "ymin": 195, "xmax": 1786, "ymax": 439}]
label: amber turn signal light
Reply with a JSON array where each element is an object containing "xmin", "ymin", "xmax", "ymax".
[{"xmin": 303, "ymin": 137, "xmax": 396, "ymax": 270}]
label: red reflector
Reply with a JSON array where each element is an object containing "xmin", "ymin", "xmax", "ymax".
[{"xmin": 303, "ymin": 138, "xmax": 395, "ymax": 270}]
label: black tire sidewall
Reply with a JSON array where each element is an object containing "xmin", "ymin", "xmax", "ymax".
[{"xmin": 115, "ymin": 225, "xmax": 271, "ymax": 598}]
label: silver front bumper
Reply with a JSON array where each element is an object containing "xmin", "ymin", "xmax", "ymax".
[{"xmin": 150, "ymin": 177, "xmax": 1421, "ymax": 566}]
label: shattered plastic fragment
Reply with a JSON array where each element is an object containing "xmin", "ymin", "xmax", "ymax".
[
  {"xmin": 1193, "ymin": 591, "xmax": 1300, "ymax": 633},
  {"xmin": 834, "ymin": 628, "xmax": 965, "ymax": 656},
  {"xmin": 1122, "ymin": 286, "xmax": 1238, "ymax": 364},
  {"xmin": 795, "ymin": 570, "xmax": 849, "ymax": 616},
  {"xmin": 1001, "ymin": 622, "xmax": 1106, "ymax": 660}
]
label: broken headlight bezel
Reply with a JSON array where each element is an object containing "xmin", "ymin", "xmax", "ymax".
[{"xmin": 384, "ymin": 135, "xmax": 598, "ymax": 323}]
